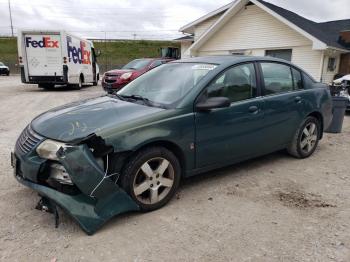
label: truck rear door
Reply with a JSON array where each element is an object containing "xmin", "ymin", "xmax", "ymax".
[{"xmin": 24, "ymin": 33, "xmax": 62, "ymax": 76}]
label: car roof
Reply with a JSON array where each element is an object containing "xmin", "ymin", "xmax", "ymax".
[
  {"xmin": 175, "ymin": 55, "xmax": 293, "ymax": 66},
  {"xmin": 137, "ymin": 58, "xmax": 174, "ymax": 61}
]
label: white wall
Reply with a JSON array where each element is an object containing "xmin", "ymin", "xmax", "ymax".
[
  {"xmin": 194, "ymin": 14, "xmax": 222, "ymax": 41},
  {"xmin": 292, "ymin": 46, "xmax": 323, "ymax": 81},
  {"xmin": 180, "ymin": 42, "xmax": 193, "ymax": 58},
  {"xmin": 192, "ymin": 4, "xmax": 328, "ymax": 81},
  {"xmin": 199, "ymin": 5, "xmax": 310, "ymax": 51}
]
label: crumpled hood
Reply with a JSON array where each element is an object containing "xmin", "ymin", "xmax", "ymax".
[{"xmin": 31, "ymin": 96, "xmax": 164, "ymax": 142}]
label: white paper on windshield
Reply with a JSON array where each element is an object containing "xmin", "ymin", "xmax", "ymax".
[{"xmin": 191, "ymin": 64, "xmax": 217, "ymax": 71}]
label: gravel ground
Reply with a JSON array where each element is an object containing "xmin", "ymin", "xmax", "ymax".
[{"xmin": 0, "ymin": 75, "xmax": 349, "ymax": 262}]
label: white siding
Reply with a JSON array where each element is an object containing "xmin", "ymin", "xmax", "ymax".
[
  {"xmin": 194, "ymin": 14, "xmax": 221, "ymax": 41},
  {"xmin": 199, "ymin": 5, "xmax": 311, "ymax": 52},
  {"xmin": 292, "ymin": 46, "xmax": 323, "ymax": 81},
  {"xmin": 197, "ymin": 46, "xmax": 323, "ymax": 81},
  {"xmin": 180, "ymin": 42, "xmax": 192, "ymax": 58},
  {"xmin": 197, "ymin": 50, "xmax": 230, "ymax": 56}
]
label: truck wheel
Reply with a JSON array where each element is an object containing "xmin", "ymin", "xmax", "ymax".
[
  {"xmin": 93, "ymin": 74, "xmax": 99, "ymax": 86},
  {"xmin": 73, "ymin": 76, "xmax": 83, "ymax": 90},
  {"xmin": 120, "ymin": 147, "xmax": 181, "ymax": 212},
  {"xmin": 6, "ymin": 72, "xmax": 10, "ymax": 76}
]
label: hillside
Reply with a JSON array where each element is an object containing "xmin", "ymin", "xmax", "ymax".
[{"xmin": 0, "ymin": 37, "xmax": 179, "ymax": 74}]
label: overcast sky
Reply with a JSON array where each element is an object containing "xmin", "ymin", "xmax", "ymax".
[{"xmin": 0, "ymin": 0, "xmax": 349, "ymax": 40}]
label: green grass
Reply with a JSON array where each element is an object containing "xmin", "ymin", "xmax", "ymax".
[
  {"xmin": 0, "ymin": 37, "xmax": 179, "ymax": 73},
  {"xmin": 0, "ymin": 37, "xmax": 18, "ymax": 71}
]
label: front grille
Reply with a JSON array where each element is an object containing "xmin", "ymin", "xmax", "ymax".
[
  {"xmin": 105, "ymin": 79, "xmax": 116, "ymax": 83},
  {"xmin": 104, "ymin": 73, "xmax": 120, "ymax": 77},
  {"xmin": 15, "ymin": 125, "xmax": 44, "ymax": 155}
]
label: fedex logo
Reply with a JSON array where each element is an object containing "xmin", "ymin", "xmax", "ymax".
[
  {"xmin": 67, "ymin": 36, "xmax": 91, "ymax": 65},
  {"xmin": 25, "ymin": 36, "xmax": 59, "ymax": 48}
]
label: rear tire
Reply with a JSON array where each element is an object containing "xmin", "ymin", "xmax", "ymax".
[
  {"xmin": 93, "ymin": 74, "xmax": 99, "ymax": 86},
  {"xmin": 287, "ymin": 116, "xmax": 320, "ymax": 158},
  {"xmin": 120, "ymin": 147, "xmax": 181, "ymax": 212}
]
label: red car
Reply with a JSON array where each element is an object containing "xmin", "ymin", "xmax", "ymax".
[{"xmin": 102, "ymin": 58, "xmax": 174, "ymax": 93}]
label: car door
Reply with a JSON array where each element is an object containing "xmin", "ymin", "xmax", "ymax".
[
  {"xmin": 258, "ymin": 62, "xmax": 304, "ymax": 152},
  {"xmin": 195, "ymin": 62, "xmax": 265, "ymax": 168}
]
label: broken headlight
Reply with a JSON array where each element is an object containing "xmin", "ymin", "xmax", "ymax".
[{"xmin": 36, "ymin": 139, "xmax": 66, "ymax": 160}]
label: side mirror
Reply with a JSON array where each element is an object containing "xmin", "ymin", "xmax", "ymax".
[{"xmin": 196, "ymin": 97, "xmax": 230, "ymax": 111}]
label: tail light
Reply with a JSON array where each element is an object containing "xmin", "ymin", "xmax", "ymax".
[
  {"xmin": 18, "ymin": 56, "xmax": 23, "ymax": 64},
  {"xmin": 63, "ymin": 57, "xmax": 67, "ymax": 64}
]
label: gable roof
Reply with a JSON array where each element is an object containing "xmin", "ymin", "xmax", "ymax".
[
  {"xmin": 173, "ymin": 35, "xmax": 194, "ymax": 42},
  {"xmin": 258, "ymin": 0, "xmax": 350, "ymax": 50},
  {"xmin": 179, "ymin": 2, "xmax": 234, "ymax": 34},
  {"xmin": 180, "ymin": 0, "xmax": 350, "ymax": 51}
]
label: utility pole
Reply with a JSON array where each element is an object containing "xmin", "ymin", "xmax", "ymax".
[
  {"xmin": 133, "ymin": 33, "xmax": 136, "ymax": 40},
  {"xmin": 104, "ymin": 31, "xmax": 107, "ymax": 73},
  {"xmin": 8, "ymin": 0, "xmax": 14, "ymax": 37}
]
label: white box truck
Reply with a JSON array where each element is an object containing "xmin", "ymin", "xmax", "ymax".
[{"xmin": 17, "ymin": 30, "xmax": 100, "ymax": 89}]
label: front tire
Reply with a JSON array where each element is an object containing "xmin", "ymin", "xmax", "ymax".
[
  {"xmin": 72, "ymin": 76, "xmax": 83, "ymax": 90},
  {"xmin": 287, "ymin": 116, "xmax": 320, "ymax": 158},
  {"xmin": 120, "ymin": 147, "xmax": 181, "ymax": 211}
]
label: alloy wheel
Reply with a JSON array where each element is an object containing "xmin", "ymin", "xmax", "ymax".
[
  {"xmin": 133, "ymin": 157, "xmax": 175, "ymax": 205},
  {"xmin": 300, "ymin": 122, "xmax": 318, "ymax": 154}
]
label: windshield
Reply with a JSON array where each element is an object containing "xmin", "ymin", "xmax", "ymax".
[
  {"xmin": 122, "ymin": 59, "xmax": 152, "ymax": 70},
  {"xmin": 118, "ymin": 63, "xmax": 217, "ymax": 106},
  {"xmin": 0, "ymin": 62, "xmax": 4, "ymax": 66}
]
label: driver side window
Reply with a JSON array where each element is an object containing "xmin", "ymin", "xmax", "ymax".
[{"xmin": 207, "ymin": 63, "xmax": 257, "ymax": 103}]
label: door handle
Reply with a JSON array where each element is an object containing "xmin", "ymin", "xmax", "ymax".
[
  {"xmin": 294, "ymin": 96, "xmax": 302, "ymax": 103},
  {"xmin": 248, "ymin": 105, "xmax": 259, "ymax": 113}
]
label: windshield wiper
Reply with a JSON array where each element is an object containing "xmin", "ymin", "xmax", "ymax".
[
  {"xmin": 119, "ymin": 94, "xmax": 154, "ymax": 107},
  {"xmin": 111, "ymin": 92, "xmax": 126, "ymax": 101}
]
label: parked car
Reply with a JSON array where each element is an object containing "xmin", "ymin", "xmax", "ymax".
[
  {"xmin": 12, "ymin": 56, "xmax": 332, "ymax": 235},
  {"xmin": 0, "ymin": 62, "xmax": 10, "ymax": 76},
  {"xmin": 102, "ymin": 58, "xmax": 174, "ymax": 93}
]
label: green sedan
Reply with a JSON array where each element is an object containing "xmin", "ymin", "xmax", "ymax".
[{"xmin": 11, "ymin": 56, "xmax": 332, "ymax": 234}]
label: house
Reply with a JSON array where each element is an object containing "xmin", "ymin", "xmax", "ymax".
[{"xmin": 176, "ymin": 0, "xmax": 350, "ymax": 83}]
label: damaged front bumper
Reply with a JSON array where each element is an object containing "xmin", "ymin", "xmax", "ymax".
[{"xmin": 12, "ymin": 142, "xmax": 139, "ymax": 235}]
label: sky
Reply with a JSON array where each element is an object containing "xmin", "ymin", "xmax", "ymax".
[{"xmin": 0, "ymin": 0, "xmax": 349, "ymax": 40}]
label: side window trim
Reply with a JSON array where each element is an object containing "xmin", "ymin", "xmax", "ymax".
[
  {"xmin": 258, "ymin": 61, "xmax": 296, "ymax": 96},
  {"xmin": 291, "ymin": 66, "xmax": 304, "ymax": 90}
]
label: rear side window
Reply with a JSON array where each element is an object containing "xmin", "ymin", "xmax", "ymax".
[
  {"xmin": 292, "ymin": 68, "xmax": 303, "ymax": 89},
  {"xmin": 260, "ymin": 62, "xmax": 293, "ymax": 95}
]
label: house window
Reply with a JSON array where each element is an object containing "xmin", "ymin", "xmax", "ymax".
[
  {"xmin": 230, "ymin": 50, "xmax": 246, "ymax": 55},
  {"xmin": 265, "ymin": 49, "xmax": 292, "ymax": 62},
  {"xmin": 327, "ymin": 57, "xmax": 337, "ymax": 72}
]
